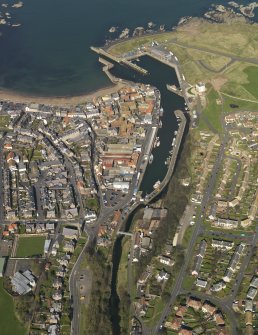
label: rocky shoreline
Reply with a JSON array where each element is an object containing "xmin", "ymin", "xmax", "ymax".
[{"xmin": 105, "ymin": 1, "xmax": 257, "ymax": 46}]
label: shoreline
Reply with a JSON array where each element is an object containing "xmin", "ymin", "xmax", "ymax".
[{"xmin": 0, "ymin": 83, "xmax": 124, "ymax": 106}]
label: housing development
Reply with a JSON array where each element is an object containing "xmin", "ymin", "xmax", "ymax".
[{"xmin": 0, "ymin": 14, "xmax": 258, "ymax": 335}]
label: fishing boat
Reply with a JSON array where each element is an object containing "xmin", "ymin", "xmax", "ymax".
[
  {"xmin": 154, "ymin": 136, "xmax": 160, "ymax": 148},
  {"xmin": 153, "ymin": 180, "xmax": 161, "ymax": 189}
]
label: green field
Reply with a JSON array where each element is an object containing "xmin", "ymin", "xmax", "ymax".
[
  {"xmin": 16, "ymin": 236, "xmax": 46, "ymax": 257},
  {"xmin": 0, "ymin": 279, "xmax": 26, "ymax": 335},
  {"xmin": 199, "ymin": 88, "xmax": 223, "ymax": 133}
]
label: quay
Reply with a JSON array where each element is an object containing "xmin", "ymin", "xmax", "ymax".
[
  {"xmin": 91, "ymin": 46, "xmax": 149, "ymax": 75},
  {"xmin": 144, "ymin": 109, "xmax": 186, "ymax": 204},
  {"xmin": 98, "ymin": 57, "xmax": 114, "ymax": 69}
]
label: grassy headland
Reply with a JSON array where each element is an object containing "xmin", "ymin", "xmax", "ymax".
[{"xmin": 108, "ymin": 19, "xmax": 258, "ymax": 104}]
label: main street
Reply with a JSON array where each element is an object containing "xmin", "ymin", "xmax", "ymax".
[{"xmin": 69, "ymin": 92, "xmax": 163, "ymax": 334}]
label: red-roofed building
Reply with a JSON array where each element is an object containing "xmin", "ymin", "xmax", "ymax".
[
  {"xmin": 6, "ymin": 151, "xmax": 15, "ymax": 162},
  {"xmin": 214, "ymin": 312, "xmax": 225, "ymax": 326},
  {"xmin": 4, "ymin": 143, "xmax": 12, "ymax": 150},
  {"xmin": 187, "ymin": 297, "xmax": 202, "ymax": 311},
  {"xmin": 7, "ymin": 223, "xmax": 17, "ymax": 233},
  {"xmin": 165, "ymin": 317, "xmax": 181, "ymax": 330},
  {"xmin": 176, "ymin": 305, "xmax": 187, "ymax": 318}
]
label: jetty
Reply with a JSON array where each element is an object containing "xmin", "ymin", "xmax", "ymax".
[
  {"xmin": 91, "ymin": 46, "xmax": 148, "ymax": 75},
  {"xmin": 166, "ymin": 84, "xmax": 184, "ymax": 97}
]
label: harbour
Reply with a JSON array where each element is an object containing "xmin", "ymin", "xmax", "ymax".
[{"xmin": 107, "ymin": 53, "xmax": 189, "ymax": 335}]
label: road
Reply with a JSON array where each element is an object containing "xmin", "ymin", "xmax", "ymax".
[
  {"xmin": 0, "ymin": 138, "xmax": 5, "ymax": 225},
  {"xmin": 168, "ymin": 39, "xmax": 258, "ymax": 67},
  {"xmin": 150, "ymin": 134, "xmax": 228, "ymax": 335}
]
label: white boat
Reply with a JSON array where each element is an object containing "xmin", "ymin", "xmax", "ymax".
[
  {"xmin": 154, "ymin": 136, "xmax": 160, "ymax": 148},
  {"xmin": 159, "ymin": 120, "xmax": 162, "ymax": 128},
  {"xmin": 172, "ymin": 137, "xmax": 176, "ymax": 146},
  {"xmin": 153, "ymin": 180, "xmax": 161, "ymax": 189},
  {"xmin": 149, "ymin": 154, "xmax": 154, "ymax": 164}
]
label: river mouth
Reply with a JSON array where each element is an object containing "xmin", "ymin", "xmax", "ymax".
[{"xmin": 109, "ymin": 56, "xmax": 187, "ymax": 334}]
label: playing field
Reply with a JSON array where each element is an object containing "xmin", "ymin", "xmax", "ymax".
[
  {"xmin": 16, "ymin": 236, "xmax": 45, "ymax": 258},
  {"xmin": 0, "ymin": 279, "xmax": 26, "ymax": 335}
]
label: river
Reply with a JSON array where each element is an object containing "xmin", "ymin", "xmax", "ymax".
[{"xmin": 109, "ymin": 56, "xmax": 187, "ymax": 334}]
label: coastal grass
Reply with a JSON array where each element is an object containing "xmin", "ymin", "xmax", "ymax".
[
  {"xmin": 0, "ymin": 279, "xmax": 26, "ymax": 335},
  {"xmin": 243, "ymin": 65, "xmax": 258, "ymax": 100},
  {"xmin": 221, "ymin": 93, "xmax": 258, "ymax": 112},
  {"xmin": 108, "ymin": 20, "xmax": 258, "ymax": 93},
  {"xmin": 108, "ymin": 20, "xmax": 258, "ymax": 59},
  {"xmin": 198, "ymin": 88, "xmax": 223, "ymax": 133},
  {"xmin": 16, "ymin": 236, "xmax": 45, "ymax": 257}
]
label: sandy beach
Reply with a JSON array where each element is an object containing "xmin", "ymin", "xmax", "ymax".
[{"xmin": 0, "ymin": 83, "xmax": 124, "ymax": 106}]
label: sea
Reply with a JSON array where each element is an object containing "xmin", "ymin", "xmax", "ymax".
[{"xmin": 0, "ymin": 0, "xmax": 253, "ymax": 97}]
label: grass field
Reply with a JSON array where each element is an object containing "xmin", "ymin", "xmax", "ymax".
[
  {"xmin": 16, "ymin": 236, "xmax": 45, "ymax": 257},
  {"xmin": 0, "ymin": 279, "xmax": 26, "ymax": 335},
  {"xmin": 199, "ymin": 88, "xmax": 223, "ymax": 133},
  {"xmin": 221, "ymin": 93, "xmax": 258, "ymax": 112}
]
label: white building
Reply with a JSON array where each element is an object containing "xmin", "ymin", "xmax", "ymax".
[
  {"xmin": 112, "ymin": 181, "xmax": 130, "ymax": 192},
  {"xmin": 196, "ymin": 82, "xmax": 206, "ymax": 94}
]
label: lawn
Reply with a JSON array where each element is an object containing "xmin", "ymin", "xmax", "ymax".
[
  {"xmin": 0, "ymin": 279, "xmax": 26, "ymax": 335},
  {"xmin": 16, "ymin": 236, "xmax": 46, "ymax": 257}
]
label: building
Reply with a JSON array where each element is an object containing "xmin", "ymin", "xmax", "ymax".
[
  {"xmin": 211, "ymin": 239, "xmax": 234, "ymax": 250},
  {"xmin": 247, "ymin": 287, "xmax": 257, "ymax": 300},
  {"xmin": 11, "ymin": 270, "xmax": 36, "ymax": 295},
  {"xmin": 62, "ymin": 226, "xmax": 78, "ymax": 240},
  {"xmin": 44, "ymin": 239, "xmax": 51, "ymax": 255},
  {"xmin": 202, "ymin": 302, "xmax": 216, "ymax": 315},
  {"xmin": 250, "ymin": 276, "xmax": 258, "ymax": 289},
  {"xmin": 187, "ymin": 297, "xmax": 202, "ymax": 311},
  {"xmin": 159, "ymin": 256, "xmax": 174, "ymax": 266},
  {"xmin": 211, "ymin": 281, "xmax": 226, "ymax": 292},
  {"xmin": 192, "ymin": 240, "xmax": 207, "ymax": 276},
  {"xmin": 156, "ymin": 270, "xmax": 169, "ymax": 282},
  {"xmin": 245, "ymin": 300, "xmax": 253, "ymax": 312},
  {"xmin": 112, "ymin": 181, "xmax": 130, "ymax": 192},
  {"xmin": 196, "ymin": 278, "xmax": 207, "ymax": 288},
  {"xmin": 196, "ymin": 82, "xmax": 206, "ymax": 94}
]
